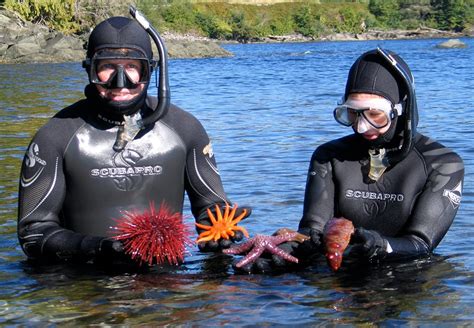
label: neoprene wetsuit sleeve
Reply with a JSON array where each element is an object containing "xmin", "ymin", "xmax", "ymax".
[
  {"xmin": 298, "ymin": 147, "xmax": 335, "ymax": 234},
  {"xmin": 381, "ymin": 147, "xmax": 465, "ymax": 260},
  {"xmin": 17, "ymin": 114, "xmax": 101, "ymax": 262}
]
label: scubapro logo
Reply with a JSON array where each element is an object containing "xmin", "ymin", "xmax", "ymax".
[
  {"xmin": 443, "ymin": 181, "xmax": 462, "ymax": 209},
  {"xmin": 345, "ymin": 189, "xmax": 404, "ymax": 202},
  {"xmin": 25, "ymin": 142, "xmax": 47, "ymax": 168},
  {"xmin": 91, "ymin": 165, "xmax": 163, "ymax": 178},
  {"xmin": 21, "ymin": 143, "xmax": 47, "ymax": 187}
]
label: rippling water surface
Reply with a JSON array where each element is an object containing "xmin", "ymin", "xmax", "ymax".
[{"xmin": 1, "ymin": 38, "xmax": 473, "ymax": 325}]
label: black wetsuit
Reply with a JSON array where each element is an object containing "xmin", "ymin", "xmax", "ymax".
[
  {"xmin": 299, "ymin": 133, "xmax": 464, "ymax": 259},
  {"xmin": 17, "ymin": 96, "xmax": 230, "ymax": 261}
]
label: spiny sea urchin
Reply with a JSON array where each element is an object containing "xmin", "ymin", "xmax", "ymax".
[{"xmin": 112, "ymin": 202, "xmax": 193, "ymax": 266}]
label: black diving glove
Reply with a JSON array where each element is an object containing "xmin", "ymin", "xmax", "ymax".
[
  {"xmin": 350, "ymin": 228, "xmax": 388, "ymax": 261},
  {"xmin": 196, "ymin": 204, "xmax": 252, "ymax": 252},
  {"xmin": 79, "ymin": 236, "xmax": 129, "ymax": 263}
]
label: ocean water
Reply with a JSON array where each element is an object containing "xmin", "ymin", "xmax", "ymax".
[{"xmin": 0, "ymin": 37, "xmax": 473, "ymax": 325}]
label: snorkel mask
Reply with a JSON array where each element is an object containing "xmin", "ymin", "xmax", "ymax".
[{"xmin": 89, "ymin": 48, "xmax": 153, "ymax": 90}]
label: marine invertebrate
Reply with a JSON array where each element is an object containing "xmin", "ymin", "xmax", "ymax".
[
  {"xmin": 112, "ymin": 202, "xmax": 193, "ymax": 266},
  {"xmin": 323, "ymin": 217, "xmax": 355, "ymax": 271},
  {"xmin": 195, "ymin": 203, "xmax": 249, "ymax": 243},
  {"xmin": 223, "ymin": 228, "xmax": 310, "ymax": 268}
]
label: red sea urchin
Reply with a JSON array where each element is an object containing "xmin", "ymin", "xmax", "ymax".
[{"xmin": 112, "ymin": 202, "xmax": 193, "ymax": 266}]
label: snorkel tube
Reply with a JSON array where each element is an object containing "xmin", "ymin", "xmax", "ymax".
[
  {"xmin": 376, "ymin": 47, "xmax": 418, "ymax": 166},
  {"xmin": 129, "ymin": 6, "xmax": 170, "ymax": 128}
]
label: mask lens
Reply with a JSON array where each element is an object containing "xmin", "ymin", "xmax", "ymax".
[
  {"xmin": 362, "ymin": 109, "xmax": 390, "ymax": 128},
  {"xmin": 90, "ymin": 49, "xmax": 151, "ymax": 88},
  {"xmin": 333, "ymin": 105, "xmax": 355, "ymax": 126}
]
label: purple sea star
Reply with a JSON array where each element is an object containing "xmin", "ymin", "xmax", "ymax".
[{"xmin": 222, "ymin": 228, "xmax": 309, "ymax": 268}]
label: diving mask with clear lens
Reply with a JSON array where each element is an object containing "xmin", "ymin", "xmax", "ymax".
[
  {"xmin": 89, "ymin": 48, "xmax": 152, "ymax": 89},
  {"xmin": 334, "ymin": 97, "xmax": 402, "ymax": 129}
]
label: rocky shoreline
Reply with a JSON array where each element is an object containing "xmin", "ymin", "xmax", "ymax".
[
  {"xmin": 0, "ymin": 9, "xmax": 470, "ymax": 64},
  {"xmin": 0, "ymin": 9, "xmax": 232, "ymax": 64}
]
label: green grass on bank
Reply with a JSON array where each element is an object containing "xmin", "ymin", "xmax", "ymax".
[{"xmin": 4, "ymin": 0, "xmax": 474, "ymax": 41}]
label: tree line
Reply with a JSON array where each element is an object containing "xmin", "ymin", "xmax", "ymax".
[{"xmin": 4, "ymin": 0, "xmax": 473, "ymax": 41}]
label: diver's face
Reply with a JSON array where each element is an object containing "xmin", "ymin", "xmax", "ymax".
[
  {"xmin": 348, "ymin": 93, "xmax": 392, "ymax": 140},
  {"xmin": 95, "ymin": 58, "xmax": 145, "ymax": 102}
]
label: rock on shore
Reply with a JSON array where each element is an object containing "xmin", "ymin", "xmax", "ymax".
[{"xmin": 0, "ymin": 10, "xmax": 232, "ymax": 64}]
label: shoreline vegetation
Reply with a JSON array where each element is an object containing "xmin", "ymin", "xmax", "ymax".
[{"xmin": 1, "ymin": 0, "xmax": 473, "ymax": 64}]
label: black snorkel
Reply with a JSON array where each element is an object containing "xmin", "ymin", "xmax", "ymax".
[
  {"xmin": 376, "ymin": 47, "xmax": 418, "ymax": 166},
  {"xmin": 129, "ymin": 6, "xmax": 170, "ymax": 128},
  {"xmin": 109, "ymin": 7, "xmax": 171, "ymax": 152}
]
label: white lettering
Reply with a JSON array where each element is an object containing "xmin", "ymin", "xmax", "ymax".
[
  {"xmin": 90, "ymin": 165, "xmax": 163, "ymax": 178},
  {"xmin": 345, "ymin": 189, "xmax": 404, "ymax": 202}
]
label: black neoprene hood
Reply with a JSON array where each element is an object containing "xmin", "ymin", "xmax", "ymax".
[
  {"xmin": 86, "ymin": 16, "xmax": 153, "ymax": 60},
  {"xmin": 344, "ymin": 49, "xmax": 411, "ymax": 105}
]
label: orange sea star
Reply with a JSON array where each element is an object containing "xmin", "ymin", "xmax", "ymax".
[{"xmin": 195, "ymin": 203, "xmax": 249, "ymax": 243}]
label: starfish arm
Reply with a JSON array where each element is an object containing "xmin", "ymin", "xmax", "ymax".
[
  {"xmin": 228, "ymin": 204, "xmax": 237, "ymax": 223},
  {"xmin": 197, "ymin": 234, "xmax": 215, "ymax": 243},
  {"xmin": 269, "ymin": 232, "xmax": 300, "ymax": 245},
  {"xmin": 223, "ymin": 203, "xmax": 230, "ymax": 222},
  {"xmin": 197, "ymin": 230, "xmax": 213, "ymax": 238},
  {"xmin": 235, "ymin": 246, "xmax": 265, "ymax": 268},
  {"xmin": 265, "ymin": 243, "xmax": 299, "ymax": 263},
  {"xmin": 207, "ymin": 208, "xmax": 218, "ymax": 225},
  {"xmin": 212, "ymin": 231, "xmax": 222, "ymax": 241},
  {"xmin": 195, "ymin": 222, "xmax": 212, "ymax": 230},
  {"xmin": 215, "ymin": 204, "xmax": 223, "ymax": 223},
  {"xmin": 222, "ymin": 238, "xmax": 254, "ymax": 254},
  {"xmin": 221, "ymin": 230, "xmax": 230, "ymax": 240},
  {"xmin": 232, "ymin": 225, "xmax": 250, "ymax": 238},
  {"xmin": 231, "ymin": 209, "xmax": 248, "ymax": 225}
]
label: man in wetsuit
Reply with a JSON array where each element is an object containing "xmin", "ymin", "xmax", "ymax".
[
  {"xmin": 17, "ymin": 15, "xmax": 250, "ymax": 265},
  {"xmin": 242, "ymin": 48, "xmax": 464, "ymax": 272}
]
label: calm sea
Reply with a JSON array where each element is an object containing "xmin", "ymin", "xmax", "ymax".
[{"xmin": 0, "ymin": 38, "xmax": 473, "ymax": 325}]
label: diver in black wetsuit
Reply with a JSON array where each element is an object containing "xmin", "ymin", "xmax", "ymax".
[
  {"xmin": 17, "ymin": 10, "xmax": 250, "ymax": 265},
  {"xmin": 241, "ymin": 48, "xmax": 464, "ymax": 273}
]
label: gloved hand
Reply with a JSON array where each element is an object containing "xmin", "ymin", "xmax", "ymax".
[
  {"xmin": 79, "ymin": 236, "xmax": 129, "ymax": 263},
  {"xmin": 233, "ymin": 228, "xmax": 322, "ymax": 274},
  {"xmin": 350, "ymin": 227, "xmax": 388, "ymax": 260},
  {"xmin": 196, "ymin": 204, "xmax": 252, "ymax": 252}
]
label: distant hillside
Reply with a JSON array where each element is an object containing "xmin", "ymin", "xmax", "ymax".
[{"xmin": 4, "ymin": 0, "xmax": 473, "ymax": 42}]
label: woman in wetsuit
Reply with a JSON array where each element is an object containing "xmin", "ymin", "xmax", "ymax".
[
  {"xmin": 17, "ymin": 14, "xmax": 250, "ymax": 265},
  {"xmin": 241, "ymin": 48, "xmax": 464, "ymax": 272}
]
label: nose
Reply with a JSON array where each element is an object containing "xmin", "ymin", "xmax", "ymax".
[
  {"xmin": 356, "ymin": 115, "xmax": 370, "ymax": 134},
  {"xmin": 115, "ymin": 65, "xmax": 126, "ymax": 88}
]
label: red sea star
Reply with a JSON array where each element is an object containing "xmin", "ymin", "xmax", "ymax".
[{"xmin": 222, "ymin": 228, "xmax": 309, "ymax": 268}]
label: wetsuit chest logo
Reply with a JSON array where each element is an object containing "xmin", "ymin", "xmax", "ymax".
[
  {"xmin": 345, "ymin": 189, "xmax": 404, "ymax": 202},
  {"xmin": 90, "ymin": 149, "xmax": 163, "ymax": 191}
]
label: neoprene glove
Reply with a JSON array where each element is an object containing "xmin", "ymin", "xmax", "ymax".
[
  {"xmin": 79, "ymin": 235, "xmax": 128, "ymax": 263},
  {"xmin": 350, "ymin": 228, "xmax": 388, "ymax": 260},
  {"xmin": 196, "ymin": 205, "xmax": 252, "ymax": 252}
]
